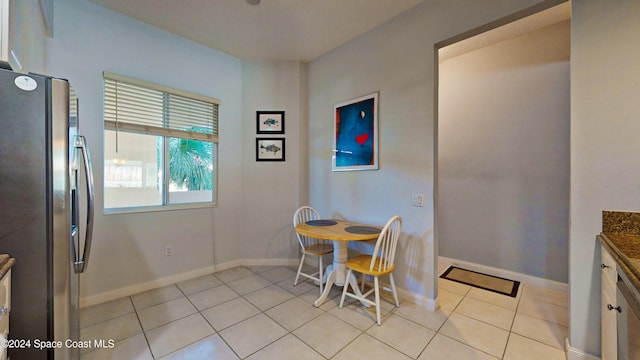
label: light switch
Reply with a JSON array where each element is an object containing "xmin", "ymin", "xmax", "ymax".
[{"xmin": 411, "ymin": 194, "xmax": 424, "ymax": 207}]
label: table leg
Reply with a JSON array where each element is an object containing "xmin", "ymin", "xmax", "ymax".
[
  {"xmin": 314, "ymin": 240, "xmax": 370, "ymax": 307},
  {"xmin": 314, "ymin": 266, "xmax": 335, "ymax": 307},
  {"xmin": 331, "ymin": 240, "xmax": 348, "ymax": 285},
  {"xmin": 314, "ymin": 240, "xmax": 347, "ymax": 307},
  {"xmin": 346, "ymin": 270, "xmax": 371, "ymax": 308}
]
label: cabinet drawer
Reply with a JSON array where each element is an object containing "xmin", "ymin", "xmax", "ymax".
[
  {"xmin": 0, "ymin": 312, "xmax": 7, "ymax": 333},
  {"xmin": 0, "ymin": 269, "xmax": 8, "ymax": 360},
  {"xmin": 602, "ymin": 272, "xmax": 617, "ymax": 301},
  {"xmin": 0, "ymin": 269, "xmax": 9, "ymax": 315},
  {"xmin": 0, "ymin": 281, "xmax": 4, "ymax": 307},
  {"xmin": 601, "ymin": 246, "xmax": 618, "ymax": 286},
  {"xmin": 0, "ymin": 270, "xmax": 8, "ymax": 304},
  {"xmin": 0, "ymin": 269, "xmax": 9, "ymax": 338},
  {"xmin": 601, "ymin": 284, "xmax": 618, "ymax": 360}
]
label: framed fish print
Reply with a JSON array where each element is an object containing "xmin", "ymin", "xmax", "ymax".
[
  {"xmin": 332, "ymin": 92, "xmax": 379, "ymax": 171},
  {"xmin": 256, "ymin": 137, "xmax": 285, "ymax": 162},
  {"xmin": 257, "ymin": 111, "xmax": 285, "ymax": 134}
]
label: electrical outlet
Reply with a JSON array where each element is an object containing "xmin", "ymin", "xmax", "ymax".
[
  {"xmin": 411, "ymin": 194, "xmax": 424, "ymax": 207},
  {"xmin": 165, "ymin": 245, "xmax": 173, "ymax": 256}
]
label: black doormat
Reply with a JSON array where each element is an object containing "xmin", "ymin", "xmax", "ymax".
[{"xmin": 440, "ymin": 266, "xmax": 520, "ymax": 297}]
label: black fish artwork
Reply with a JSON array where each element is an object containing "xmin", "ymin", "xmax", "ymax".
[
  {"xmin": 260, "ymin": 144, "xmax": 281, "ymax": 154},
  {"xmin": 263, "ymin": 118, "xmax": 278, "ymax": 127}
]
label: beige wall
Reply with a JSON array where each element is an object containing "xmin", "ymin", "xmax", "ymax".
[
  {"xmin": 8, "ymin": 0, "xmax": 48, "ymax": 73},
  {"xmin": 47, "ymin": 0, "xmax": 244, "ymax": 302},
  {"xmin": 438, "ymin": 21, "xmax": 570, "ymax": 283},
  {"xmin": 44, "ymin": 0, "xmax": 639, "ymax": 356},
  {"xmin": 46, "ymin": 1, "xmax": 308, "ymax": 306},
  {"xmin": 240, "ymin": 60, "xmax": 307, "ymax": 261},
  {"xmin": 570, "ymin": 0, "xmax": 640, "ymax": 356},
  {"xmin": 307, "ymin": 0, "xmax": 542, "ymax": 305}
]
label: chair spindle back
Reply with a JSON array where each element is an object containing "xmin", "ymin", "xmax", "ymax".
[
  {"xmin": 369, "ymin": 216, "xmax": 402, "ymax": 273},
  {"xmin": 293, "ymin": 206, "xmax": 321, "ymax": 249}
]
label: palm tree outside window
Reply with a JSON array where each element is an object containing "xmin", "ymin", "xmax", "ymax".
[{"xmin": 102, "ymin": 72, "xmax": 219, "ymax": 211}]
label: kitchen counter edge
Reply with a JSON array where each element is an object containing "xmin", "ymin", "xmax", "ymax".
[{"xmin": 599, "ymin": 232, "xmax": 640, "ymax": 298}]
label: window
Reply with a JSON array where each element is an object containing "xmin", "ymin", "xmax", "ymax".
[{"xmin": 103, "ymin": 72, "xmax": 219, "ymax": 211}]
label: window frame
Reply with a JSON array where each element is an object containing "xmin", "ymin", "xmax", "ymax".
[{"xmin": 102, "ymin": 72, "xmax": 219, "ymax": 214}]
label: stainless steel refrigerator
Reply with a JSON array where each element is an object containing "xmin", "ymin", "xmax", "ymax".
[{"xmin": 0, "ymin": 68, "xmax": 95, "ymax": 359}]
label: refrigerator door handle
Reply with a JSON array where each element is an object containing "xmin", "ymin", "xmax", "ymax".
[{"xmin": 73, "ymin": 135, "xmax": 95, "ymax": 273}]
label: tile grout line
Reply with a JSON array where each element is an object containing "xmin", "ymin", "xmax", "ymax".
[
  {"xmin": 81, "ymin": 265, "xmax": 568, "ymax": 359},
  {"xmin": 126, "ymin": 295, "xmax": 156, "ymax": 359},
  {"xmin": 154, "ymin": 281, "xmax": 237, "ymax": 359},
  {"xmin": 510, "ymin": 284, "xmax": 569, "ymax": 353},
  {"xmin": 233, "ymin": 267, "xmax": 350, "ymax": 359},
  {"xmin": 202, "ymin": 267, "xmax": 327, "ymax": 359},
  {"xmin": 500, "ymin": 283, "xmax": 524, "ymax": 359}
]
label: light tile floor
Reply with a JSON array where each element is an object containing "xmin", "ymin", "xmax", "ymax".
[{"xmin": 79, "ymin": 262, "xmax": 569, "ymax": 359}]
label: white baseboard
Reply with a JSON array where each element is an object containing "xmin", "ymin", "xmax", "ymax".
[
  {"xmin": 81, "ymin": 256, "xmax": 440, "ymax": 313},
  {"xmin": 87, "ymin": 255, "xmax": 560, "ymax": 316},
  {"xmin": 83, "ymin": 256, "xmax": 597, "ymax": 360},
  {"xmin": 80, "ymin": 264, "xmax": 216, "ymax": 308},
  {"xmin": 358, "ymin": 275, "xmax": 437, "ymax": 312},
  {"xmin": 397, "ymin": 286, "xmax": 438, "ymax": 311},
  {"xmin": 565, "ymin": 338, "xmax": 600, "ymax": 360},
  {"xmin": 439, "ymin": 257, "xmax": 601, "ymax": 359},
  {"xmin": 214, "ymin": 258, "xmax": 299, "ymax": 272},
  {"xmin": 438, "ymin": 256, "xmax": 569, "ymax": 291},
  {"xmin": 80, "ymin": 258, "xmax": 297, "ymax": 308}
]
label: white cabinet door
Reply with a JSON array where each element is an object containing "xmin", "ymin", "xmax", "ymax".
[
  {"xmin": 0, "ymin": 0, "xmax": 48, "ymax": 73},
  {"xmin": 602, "ymin": 283, "xmax": 618, "ymax": 360},
  {"xmin": 601, "ymin": 244, "xmax": 618, "ymax": 359},
  {"xmin": 0, "ymin": 269, "xmax": 10, "ymax": 360},
  {"xmin": 7, "ymin": 0, "xmax": 25, "ymax": 71},
  {"xmin": 601, "ymin": 245, "xmax": 618, "ymax": 285},
  {"xmin": 0, "ymin": 0, "xmax": 24, "ymax": 71}
]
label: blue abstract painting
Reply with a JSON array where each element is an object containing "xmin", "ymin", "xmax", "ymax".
[{"xmin": 333, "ymin": 92, "xmax": 378, "ymax": 171}]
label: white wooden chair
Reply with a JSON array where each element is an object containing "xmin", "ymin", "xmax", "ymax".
[
  {"xmin": 339, "ymin": 215, "xmax": 402, "ymax": 325},
  {"xmin": 293, "ymin": 206, "xmax": 333, "ymax": 294}
]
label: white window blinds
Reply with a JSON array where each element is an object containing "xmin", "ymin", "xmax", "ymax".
[{"xmin": 103, "ymin": 72, "xmax": 219, "ymax": 142}]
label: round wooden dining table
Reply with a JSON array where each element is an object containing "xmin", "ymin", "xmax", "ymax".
[{"xmin": 294, "ymin": 219, "xmax": 381, "ymax": 307}]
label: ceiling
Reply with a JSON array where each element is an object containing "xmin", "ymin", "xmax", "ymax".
[
  {"xmin": 89, "ymin": 0, "xmax": 424, "ymax": 62},
  {"xmin": 439, "ymin": 1, "xmax": 571, "ymax": 62}
]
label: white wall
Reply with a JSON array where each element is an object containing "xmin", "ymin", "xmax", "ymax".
[
  {"xmin": 47, "ymin": 0, "xmax": 244, "ymax": 301},
  {"xmin": 9, "ymin": 0, "xmax": 48, "ymax": 73},
  {"xmin": 42, "ymin": 1, "xmax": 635, "ymax": 356},
  {"xmin": 240, "ymin": 60, "xmax": 307, "ymax": 262},
  {"xmin": 438, "ymin": 21, "xmax": 570, "ymax": 283},
  {"xmin": 47, "ymin": 0, "xmax": 308, "ymax": 304},
  {"xmin": 307, "ymin": 0, "xmax": 541, "ymax": 305},
  {"xmin": 570, "ymin": 1, "xmax": 640, "ymax": 356}
]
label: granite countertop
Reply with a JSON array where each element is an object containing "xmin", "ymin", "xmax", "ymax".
[
  {"xmin": 0, "ymin": 254, "xmax": 15, "ymax": 280},
  {"xmin": 600, "ymin": 211, "xmax": 640, "ymax": 296}
]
